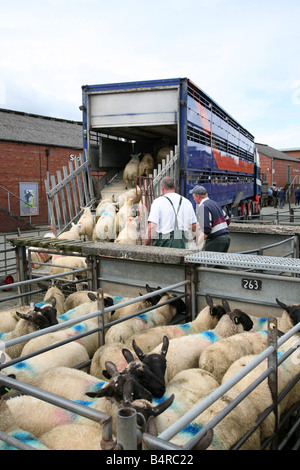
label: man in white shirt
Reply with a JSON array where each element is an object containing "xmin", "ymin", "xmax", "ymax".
[{"xmin": 144, "ymin": 177, "xmax": 197, "ymax": 248}]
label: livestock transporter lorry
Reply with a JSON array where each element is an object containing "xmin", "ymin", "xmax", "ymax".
[{"xmin": 81, "ymin": 77, "xmax": 261, "ymax": 217}]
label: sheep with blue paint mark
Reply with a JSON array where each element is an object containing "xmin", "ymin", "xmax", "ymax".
[
  {"xmin": 0, "ymin": 399, "xmax": 49, "ymax": 450},
  {"xmin": 115, "ymin": 295, "xmax": 227, "ymax": 354},
  {"xmin": 104, "ymin": 293, "xmax": 186, "ymax": 345},
  {"xmin": 150, "ymin": 308, "xmax": 254, "ymax": 384},
  {"xmin": 2, "ymin": 364, "xmax": 173, "ymax": 448},
  {"xmin": 157, "ymin": 387, "xmax": 261, "ymax": 450},
  {"xmin": 198, "ymin": 329, "xmax": 269, "ymax": 383},
  {"xmin": 22, "ymin": 293, "xmax": 115, "ymax": 358},
  {"xmin": 0, "ymin": 285, "xmax": 64, "ymax": 334},
  {"xmin": 153, "ymin": 368, "xmax": 219, "ymax": 434},
  {"xmin": 2, "ymin": 341, "xmax": 89, "ymax": 387},
  {"xmin": 221, "ymin": 335, "xmax": 300, "ymax": 435},
  {"xmin": 31, "ymin": 366, "xmax": 107, "ymax": 402},
  {"xmin": 0, "ymin": 300, "xmax": 59, "ymax": 359}
]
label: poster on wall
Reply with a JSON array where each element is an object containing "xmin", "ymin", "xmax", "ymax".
[{"xmin": 19, "ymin": 182, "xmax": 39, "ymax": 216}]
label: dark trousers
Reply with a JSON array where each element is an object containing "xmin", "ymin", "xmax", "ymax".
[{"xmin": 203, "ymin": 234, "xmax": 230, "ymax": 253}]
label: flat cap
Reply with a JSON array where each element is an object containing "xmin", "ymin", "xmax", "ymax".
[{"xmin": 189, "ymin": 185, "xmax": 207, "ymax": 195}]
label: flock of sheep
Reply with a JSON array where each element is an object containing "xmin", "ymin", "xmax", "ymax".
[
  {"xmin": 0, "ymin": 280, "xmax": 299, "ymax": 450},
  {"xmin": 28, "ymin": 146, "xmax": 174, "ymax": 274},
  {"xmin": 0, "ymin": 146, "xmax": 299, "ymax": 450}
]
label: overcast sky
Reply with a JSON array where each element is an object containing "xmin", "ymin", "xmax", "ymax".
[{"xmin": 1, "ymin": 0, "xmax": 300, "ymax": 150}]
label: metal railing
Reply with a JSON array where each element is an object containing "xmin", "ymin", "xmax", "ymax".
[
  {"xmin": 0, "ymin": 184, "xmax": 34, "ymax": 225},
  {"xmin": 142, "ymin": 321, "xmax": 300, "ymax": 450}
]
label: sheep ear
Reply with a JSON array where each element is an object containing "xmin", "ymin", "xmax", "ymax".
[
  {"xmin": 122, "ymin": 377, "xmax": 135, "ymax": 405},
  {"xmin": 160, "ymin": 336, "xmax": 169, "ymax": 357},
  {"xmin": 151, "ymin": 394, "xmax": 174, "ymax": 417},
  {"xmin": 276, "ymin": 298, "xmax": 289, "ymax": 312},
  {"xmin": 86, "ymin": 383, "xmax": 114, "ymax": 398},
  {"xmin": 104, "ymin": 361, "xmax": 119, "ymax": 377},
  {"xmin": 16, "ymin": 311, "xmax": 33, "ymax": 321},
  {"xmin": 205, "ymin": 294, "xmax": 214, "ymax": 308},
  {"xmin": 131, "ymin": 340, "xmax": 146, "ymax": 361},
  {"xmin": 122, "ymin": 348, "xmax": 135, "ymax": 364},
  {"xmin": 222, "ymin": 299, "xmax": 230, "ymax": 312},
  {"xmin": 87, "ymin": 292, "xmax": 97, "ymax": 301},
  {"xmin": 193, "ymin": 429, "xmax": 214, "ymax": 450}
]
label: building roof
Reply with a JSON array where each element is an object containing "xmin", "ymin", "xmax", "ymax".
[
  {"xmin": 0, "ymin": 108, "xmax": 83, "ymax": 149},
  {"xmin": 255, "ymin": 143, "xmax": 299, "ymax": 162}
]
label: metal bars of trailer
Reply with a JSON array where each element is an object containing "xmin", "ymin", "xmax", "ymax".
[
  {"xmin": 142, "ymin": 321, "xmax": 300, "ymax": 451},
  {"xmin": 0, "ymin": 373, "xmax": 113, "ymax": 450},
  {"xmin": 0, "ymin": 281, "xmax": 189, "ymax": 371}
]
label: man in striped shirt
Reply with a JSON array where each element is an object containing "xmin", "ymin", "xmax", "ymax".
[{"xmin": 190, "ymin": 185, "xmax": 231, "ymax": 252}]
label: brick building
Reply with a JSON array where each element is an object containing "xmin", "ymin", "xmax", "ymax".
[
  {"xmin": 280, "ymin": 148, "xmax": 300, "ymax": 159},
  {"xmin": 0, "ymin": 109, "xmax": 83, "ymax": 233},
  {"xmin": 256, "ymin": 143, "xmax": 300, "ymax": 189}
]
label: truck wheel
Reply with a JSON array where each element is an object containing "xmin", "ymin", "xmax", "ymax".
[{"xmin": 0, "ymin": 274, "xmax": 14, "ymax": 292}]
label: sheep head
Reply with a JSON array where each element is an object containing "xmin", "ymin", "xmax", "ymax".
[
  {"xmin": 126, "ymin": 336, "xmax": 169, "ymax": 398},
  {"xmin": 87, "ymin": 292, "xmax": 115, "ymax": 315},
  {"xmin": 120, "ymin": 338, "xmax": 168, "ymax": 399},
  {"xmin": 227, "ymin": 309, "xmax": 253, "ymax": 331},
  {"xmin": 145, "ymin": 284, "xmax": 163, "ymax": 305},
  {"xmin": 86, "ymin": 361, "xmax": 153, "ymax": 402},
  {"xmin": 276, "ymin": 298, "xmax": 300, "ymax": 327},
  {"xmin": 205, "ymin": 295, "xmax": 227, "ymax": 319},
  {"xmin": 16, "ymin": 298, "xmax": 58, "ymax": 329}
]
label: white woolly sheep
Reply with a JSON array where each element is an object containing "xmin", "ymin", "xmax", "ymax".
[
  {"xmin": 0, "ymin": 305, "xmax": 29, "ymax": 333},
  {"xmin": 152, "ymin": 386, "xmax": 261, "ymax": 450},
  {"xmin": 156, "ymin": 147, "xmax": 172, "ymax": 165},
  {"xmin": 0, "ymin": 399, "xmax": 49, "ymax": 450},
  {"xmin": 2, "ymin": 341, "xmax": 89, "ymax": 385},
  {"xmin": 138, "ymin": 153, "xmax": 154, "ymax": 177},
  {"xmin": 150, "ymin": 308, "xmax": 254, "ymax": 383},
  {"xmin": 0, "ymin": 301, "xmax": 59, "ymax": 359},
  {"xmin": 0, "ymin": 285, "xmax": 63, "ymax": 333},
  {"xmin": 153, "ymin": 368, "xmax": 219, "ymax": 435},
  {"xmin": 77, "ymin": 206, "xmax": 94, "ymax": 240},
  {"xmin": 95, "ymin": 198, "xmax": 116, "ymax": 222},
  {"xmin": 50, "ymin": 255, "xmax": 87, "ymax": 283},
  {"xmin": 30, "ymin": 366, "xmax": 107, "ymax": 401},
  {"xmin": 118, "ymin": 186, "xmax": 142, "ymax": 209},
  {"xmin": 37, "ymin": 390, "xmax": 174, "ymax": 450},
  {"xmin": 38, "ymin": 284, "xmax": 65, "ymax": 317},
  {"xmin": 114, "ymin": 217, "xmax": 138, "ymax": 244},
  {"xmin": 3, "ymin": 367, "xmax": 173, "ymax": 445},
  {"xmin": 93, "ymin": 211, "xmax": 116, "ymax": 242},
  {"xmin": 110, "ymin": 284, "xmax": 163, "ymax": 323},
  {"xmin": 248, "ymin": 298, "xmax": 300, "ymax": 333},
  {"xmin": 63, "ymin": 290, "xmax": 114, "ymax": 313},
  {"xmin": 275, "ymin": 298, "xmax": 300, "ymax": 334},
  {"xmin": 221, "ymin": 338, "xmax": 300, "ymax": 445},
  {"xmin": 198, "ymin": 329, "xmax": 269, "ymax": 383},
  {"xmin": 57, "ymin": 223, "xmax": 82, "ymax": 241},
  {"xmin": 104, "ymin": 293, "xmax": 186, "ymax": 345},
  {"xmin": 116, "ymin": 197, "xmax": 135, "ymax": 234},
  {"xmin": 118, "ymin": 294, "xmax": 227, "ymax": 354},
  {"xmin": 123, "ymin": 153, "xmax": 140, "ymax": 188},
  {"xmin": 22, "ymin": 293, "xmax": 115, "ymax": 358}
]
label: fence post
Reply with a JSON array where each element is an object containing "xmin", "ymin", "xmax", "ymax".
[
  {"xmin": 267, "ymin": 317, "xmax": 279, "ymax": 450},
  {"xmin": 97, "ymin": 288, "xmax": 105, "ymax": 347}
]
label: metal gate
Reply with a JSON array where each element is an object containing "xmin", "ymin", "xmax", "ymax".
[{"xmin": 44, "ymin": 154, "xmax": 96, "ymax": 235}]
